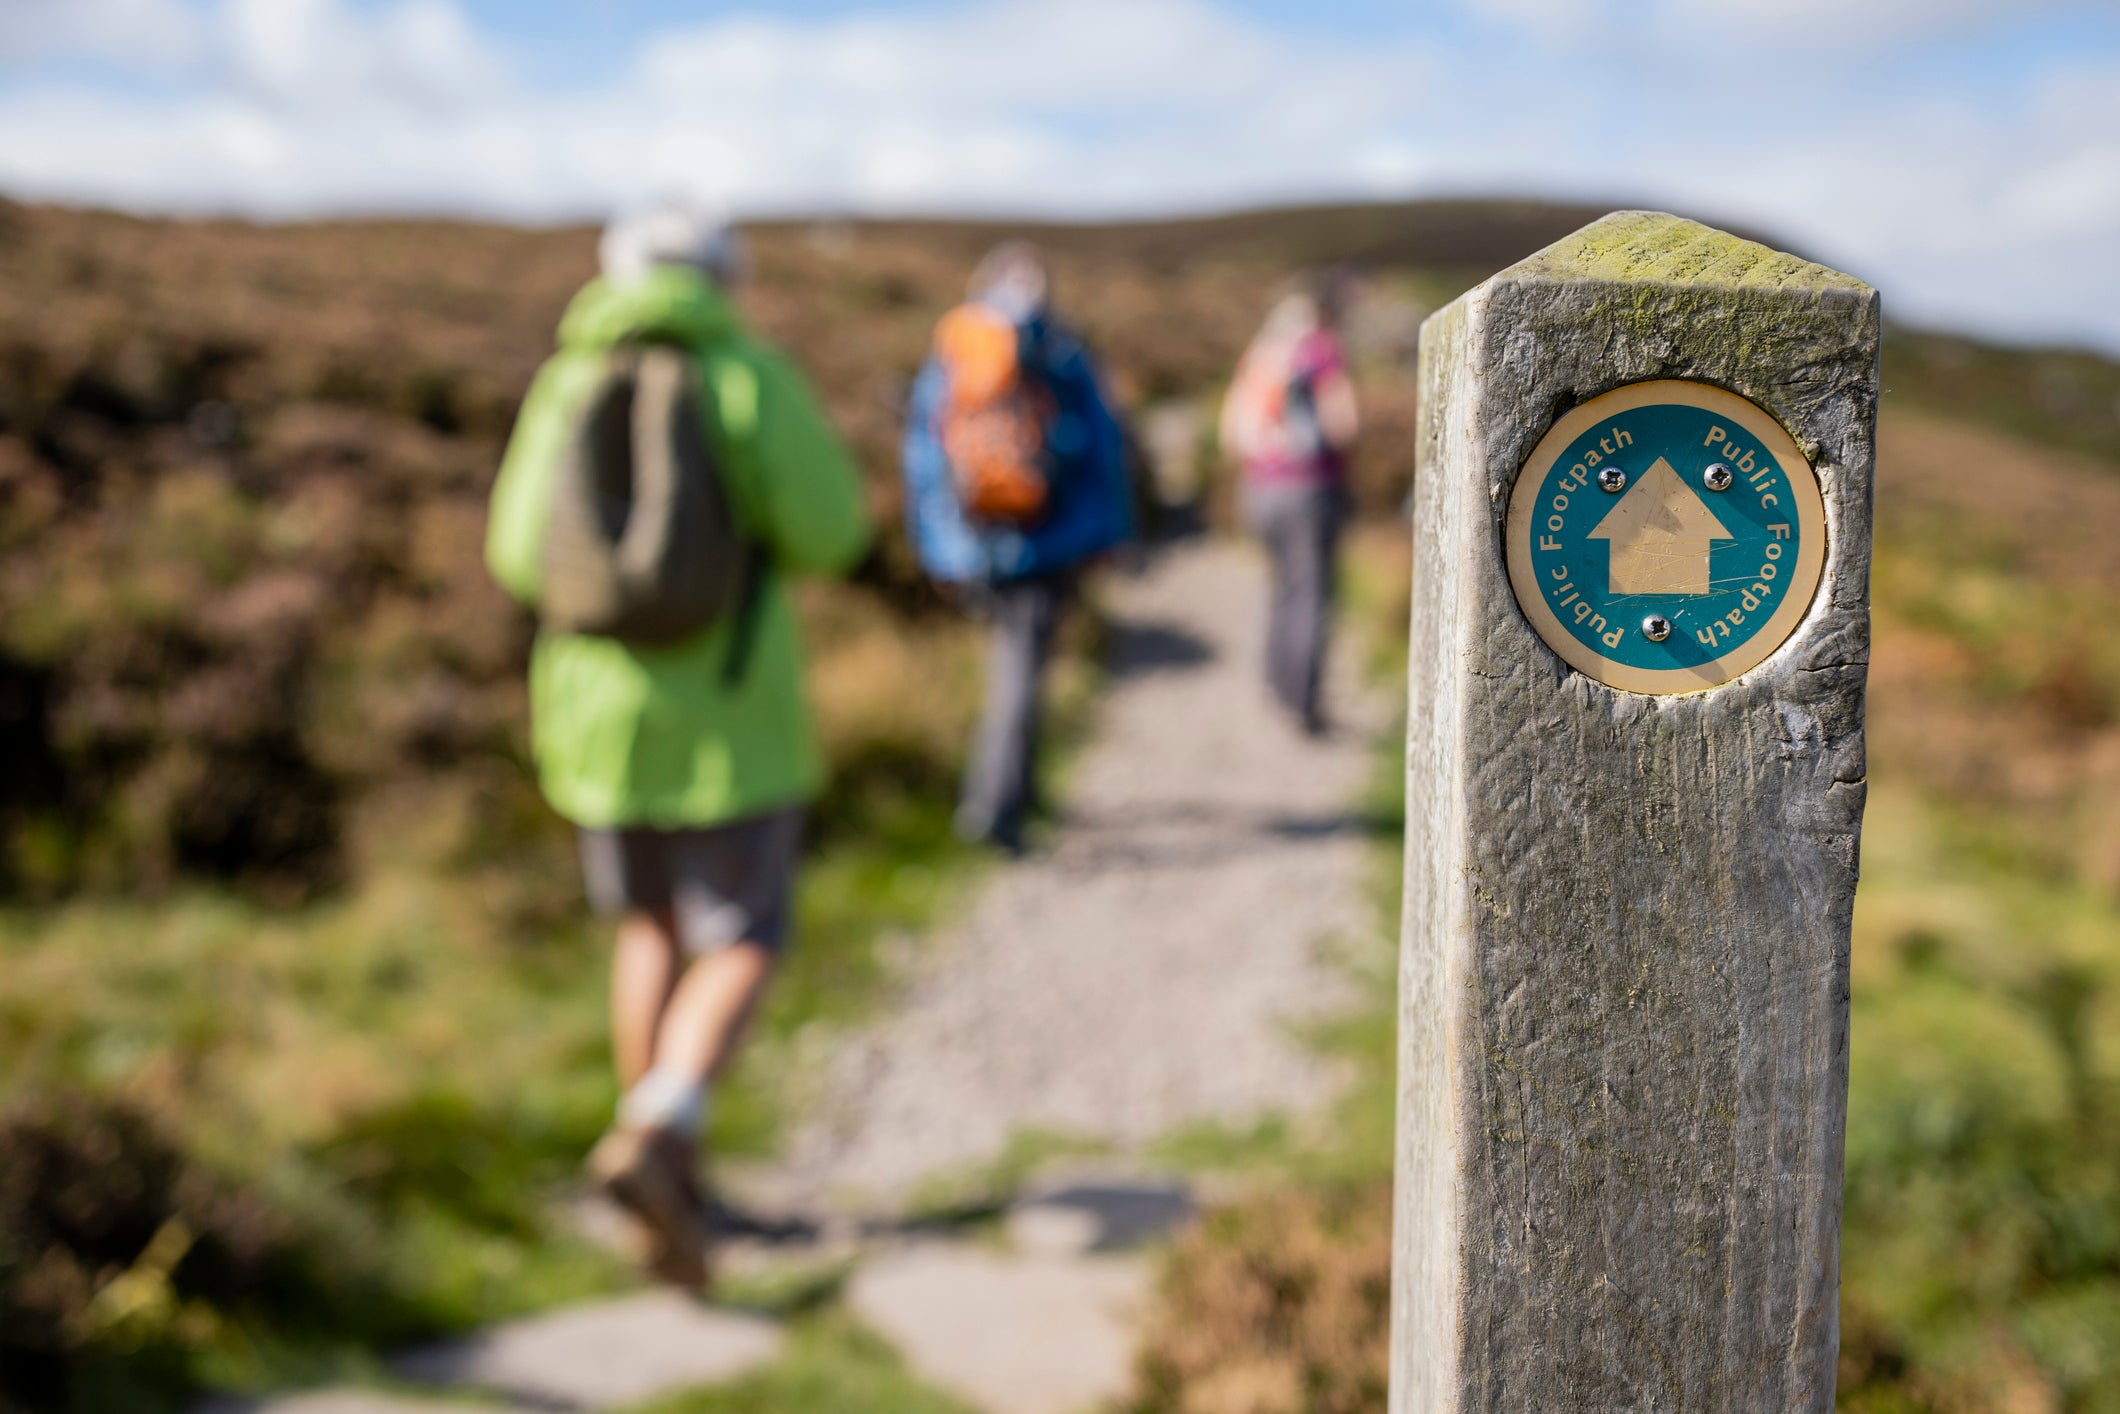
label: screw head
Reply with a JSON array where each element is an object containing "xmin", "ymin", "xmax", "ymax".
[
  {"xmin": 1597, "ymin": 466, "xmax": 1627, "ymax": 493},
  {"xmin": 1642, "ymin": 614, "xmax": 1673, "ymax": 643},
  {"xmin": 1703, "ymin": 462, "xmax": 1734, "ymax": 491}
]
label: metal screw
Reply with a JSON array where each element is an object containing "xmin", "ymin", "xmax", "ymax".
[
  {"xmin": 1642, "ymin": 614, "xmax": 1672, "ymax": 643},
  {"xmin": 1597, "ymin": 466, "xmax": 1627, "ymax": 493},
  {"xmin": 1703, "ymin": 463, "xmax": 1734, "ymax": 491}
]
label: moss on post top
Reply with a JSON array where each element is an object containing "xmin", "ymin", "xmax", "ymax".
[{"xmin": 1500, "ymin": 210, "xmax": 1871, "ymax": 296}]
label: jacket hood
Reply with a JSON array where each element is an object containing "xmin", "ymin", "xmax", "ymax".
[{"xmin": 558, "ymin": 266, "xmax": 740, "ymax": 350}]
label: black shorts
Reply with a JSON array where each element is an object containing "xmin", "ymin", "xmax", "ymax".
[{"xmin": 577, "ymin": 807, "xmax": 804, "ymax": 956}]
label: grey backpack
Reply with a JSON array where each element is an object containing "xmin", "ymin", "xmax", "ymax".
[{"xmin": 541, "ymin": 344, "xmax": 764, "ymax": 674}]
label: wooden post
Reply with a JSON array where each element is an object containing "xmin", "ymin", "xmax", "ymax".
[{"xmin": 1393, "ymin": 211, "xmax": 1879, "ymax": 1412}]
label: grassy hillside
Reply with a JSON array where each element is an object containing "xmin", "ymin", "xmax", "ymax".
[
  {"xmin": 1, "ymin": 194, "xmax": 2117, "ymax": 1413},
  {"xmin": 0, "ymin": 203, "xmax": 1034, "ymax": 1412},
  {"xmin": 0, "ymin": 195, "xmax": 1468, "ymax": 909},
  {"xmin": 1887, "ymin": 332, "xmax": 2120, "ymax": 468},
  {"xmin": 759, "ymin": 197, "xmax": 1618, "ymax": 290}
]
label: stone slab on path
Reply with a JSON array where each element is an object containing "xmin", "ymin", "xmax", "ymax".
[
  {"xmin": 1004, "ymin": 1175, "xmax": 1195, "ymax": 1257},
  {"xmin": 390, "ymin": 1290, "xmax": 782, "ymax": 1410},
  {"xmin": 849, "ymin": 1243, "xmax": 1151, "ymax": 1414}
]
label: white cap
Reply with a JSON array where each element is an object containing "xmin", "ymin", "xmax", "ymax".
[
  {"xmin": 600, "ymin": 199, "xmax": 747, "ymax": 286},
  {"xmin": 968, "ymin": 240, "xmax": 1050, "ymax": 324}
]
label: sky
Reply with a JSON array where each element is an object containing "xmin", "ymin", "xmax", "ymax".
[{"xmin": 1, "ymin": 0, "xmax": 2117, "ymax": 352}]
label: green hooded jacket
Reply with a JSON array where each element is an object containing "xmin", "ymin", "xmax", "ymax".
[{"xmin": 485, "ymin": 267, "xmax": 871, "ymax": 829}]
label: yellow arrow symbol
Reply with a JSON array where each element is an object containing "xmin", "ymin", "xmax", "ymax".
[{"xmin": 1587, "ymin": 456, "xmax": 1734, "ymax": 595}]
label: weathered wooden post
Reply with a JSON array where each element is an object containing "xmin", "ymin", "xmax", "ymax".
[{"xmin": 1393, "ymin": 212, "xmax": 1878, "ymax": 1412}]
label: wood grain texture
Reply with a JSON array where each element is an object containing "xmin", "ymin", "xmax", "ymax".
[{"xmin": 1391, "ymin": 211, "xmax": 1880, "ymax": 1414}]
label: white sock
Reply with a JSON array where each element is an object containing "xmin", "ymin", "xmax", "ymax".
[{"xmin": 619, "ymin": 1067, "xmax": 708, "ymax": 1137}]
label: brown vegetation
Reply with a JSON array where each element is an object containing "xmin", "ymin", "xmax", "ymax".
[
  {"xmin": 1128, "ymin": 1182, "xmax": 1391, "ymax": 1414},
  {"xmin": 0, "ymin": 199, "xmax": 1457, "ymax": 907}
]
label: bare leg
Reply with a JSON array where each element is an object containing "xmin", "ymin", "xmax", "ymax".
[
  {"xmin": 651, "ymin": 940, "xmax": 778, "ymax": 1086},
  {"xmin": 611, "ymin": 909, "xmax": 681, "ymax": 1089},
  {"xmin": 595, "ymin": 916, "xmax": 776, "ymax": 1291}
]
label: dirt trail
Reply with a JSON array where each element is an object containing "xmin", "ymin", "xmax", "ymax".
[{"xmin": 764, "ymin": 538, "xmax": 1386, "ymax": 1208}]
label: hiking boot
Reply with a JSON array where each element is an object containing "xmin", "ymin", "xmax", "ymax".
[{"xmin": 587, "ymin": 1125, "xmax": 713, "ymax": 1289}]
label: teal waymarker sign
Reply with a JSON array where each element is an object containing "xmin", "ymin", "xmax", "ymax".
[{"xmin": 1504, "ymin": 379, "xmax": 1826, "ymax": 693}]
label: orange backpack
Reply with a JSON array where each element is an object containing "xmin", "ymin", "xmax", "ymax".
[{"xmin": 934, "ymin": 303, "xmax": 1051, "ymax": 525}]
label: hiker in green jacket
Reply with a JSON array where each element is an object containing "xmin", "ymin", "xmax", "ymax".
[{"xmin": 486, "ymin": 202, "xmax": 871, "ymax": 1286}]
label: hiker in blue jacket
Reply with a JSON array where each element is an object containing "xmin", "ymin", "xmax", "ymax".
[{"xmin": 902, "ymin": 243, "xmax": 1134, "ymax": 852}]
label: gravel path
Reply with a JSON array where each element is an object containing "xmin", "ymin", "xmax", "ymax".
[{"xmin": 764, "ymin": 539, "xmax": 1385, "ymax": 1207}]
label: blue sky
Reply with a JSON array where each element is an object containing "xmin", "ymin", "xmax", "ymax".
[{"xmin": 2, "ymin": 0, "xmax": 2118, "ymax": 351}]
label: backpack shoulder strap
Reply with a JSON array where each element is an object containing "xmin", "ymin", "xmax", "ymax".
[{"xmin": 719, "ymin": 551, "xmax": 769, "ymax": 687}]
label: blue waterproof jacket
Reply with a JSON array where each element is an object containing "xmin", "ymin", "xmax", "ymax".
[{"xmin": 901, "ymin": 314, "xmax": 1134, "ymax": 583}]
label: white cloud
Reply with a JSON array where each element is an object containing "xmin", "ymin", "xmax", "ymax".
[
  {"xmin": 217, "ymin": 0, "xmax": 506, "ymax": 110},
  {"xmin": 220, "ymin": 0, "xmax": 356, "ymax": 101},
  {"xmin": 0, "ymin": 0, "xmax": 204, "ymax": 70},
  {"xmin": 0, "ymin": 0, "xmax": 1446, "ymax": 213},
  {"xmin": 0, "ymin": 0, "xmax": 2114, "ymax": 351},
  {"xmin": 1465, "ymin": 0, "xmax": 2099, "ymax": 47}
]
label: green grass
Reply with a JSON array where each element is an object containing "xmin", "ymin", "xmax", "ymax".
[
  {"xmin": 0, "ymin": 872, "xmax": 622, "ymax": 1409},
  {"xmin": 625, "ymin": 1313, "xmax": 980, "ymax": 1414},
  {"xmin": 1839, "ymin": 788, "xmax": 2120, "ymax": 1411},
  {"xmin": 0, "ymin": 775, "xmax": 989, "ymax": 1410},
  {"xmin": 897, "ymin": 1126, "xmax": 1116, "ymax": 1227},
  {"xmin": 0, "ymin": 574, "xmax": 1119, "ymax": 1414}
]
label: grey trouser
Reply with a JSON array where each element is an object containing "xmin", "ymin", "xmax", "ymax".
[
  {"xmin": 578, "ymin": 807, "xmax": 805, "ymax": 956},
  {"xmin": 1246, "ymin": 481, "xmax": 1345, "ymax": 728},
  {"xmin": 958, "ymin": 573, "xmax": 1072, "ymax": 848}
]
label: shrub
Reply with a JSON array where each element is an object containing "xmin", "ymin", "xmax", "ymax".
[
  {"xmin": 0, "ymin": 1093, "xmax": 391, "ymax": 1414},
  {"xmin": 1128, "ymin": 1183, "xmax": 1391, "ymax": 1414}
]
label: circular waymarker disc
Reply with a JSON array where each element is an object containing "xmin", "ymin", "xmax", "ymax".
[{"xmin": 1504, "ymin": 379, "xmax": 1827, "ymax": 694}]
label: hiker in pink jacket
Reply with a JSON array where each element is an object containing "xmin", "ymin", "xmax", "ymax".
[{"xmin": 1220, "ymin": 277, "xmax": 1360, "ymax": 735}]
